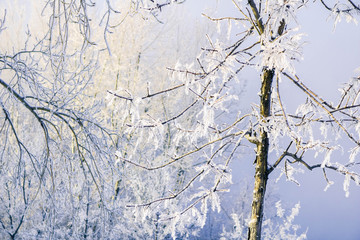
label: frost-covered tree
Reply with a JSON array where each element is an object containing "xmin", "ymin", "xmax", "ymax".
[
  {"xmin": 112, "ymin": 0, "xmax": 360, "ymax": 239},
  {"xmin": 1, "ymin": 0, "xmax": 360, "ymax": 239}
]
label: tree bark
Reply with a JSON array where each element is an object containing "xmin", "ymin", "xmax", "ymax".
[{"xmin": 247, "ymin": 69, "xmax": 274, "ymax": 240}]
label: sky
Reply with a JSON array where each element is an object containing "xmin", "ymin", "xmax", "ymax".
[
  {"xmin": 281, "ymin": 4, "xmax": 360, "ymax": 240},
  {"xmin": 185, "ymin": 0, "xmax": 360, "ymax": 239}
]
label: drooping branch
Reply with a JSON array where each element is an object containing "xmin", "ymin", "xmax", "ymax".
[
  {"xmin": 286, "ymin": 156, "xmax": 360, "ymax": 183},
  {"xmin": 0, "ymin": 78, "xmax": 50, "ymax": 158},
  {"xmin": 126, "ymin": 169, "xmax": 205, "ymax": 208},
  {"xmin": 117, "ymin": 130, "xmax": 244, "ymax": 170}
]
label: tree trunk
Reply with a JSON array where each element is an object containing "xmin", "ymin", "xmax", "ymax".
[{"xmin": 247, "ymin": 69, "xmax": 274, "ymax": 240}]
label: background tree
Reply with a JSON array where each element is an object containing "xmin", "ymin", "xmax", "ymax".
[{"xmin": 0, "ymin": 0, "xmax": 204, "ymax": 239}]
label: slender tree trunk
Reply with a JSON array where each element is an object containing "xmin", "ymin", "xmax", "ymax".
[{"xmin": 247, "ymin": 69, "xmax": 274, "ymax": 240}]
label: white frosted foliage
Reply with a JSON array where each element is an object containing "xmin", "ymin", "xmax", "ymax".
[
  {"xmin": 321, "ymin": 150, "xmax": 333, "ymax": 168},
  {"xmin": 343, "ymin": 175, "xmax": 351, "ymax": 197},
  {"xmin": 276, "ymin": 201, "xmax": 285, "ymax": 218},
  {"xmin": 260, "ymin": 29, "xmax": 304, "ymax": 74}
]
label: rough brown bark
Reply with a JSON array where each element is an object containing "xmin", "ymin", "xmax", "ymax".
[{"xmin": 247, "ymin": 69, "xmax": 274, "ymax": 240}]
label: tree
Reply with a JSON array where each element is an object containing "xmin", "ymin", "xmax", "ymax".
[
  {"xmin": 0, "ymin": 0, "xmax": 360, "ymax": 239},
  {"xmin": 0, "ymin": 0, "xmax": 214, "ymax": 239},
  {"xmin": 115, "ymin": 0, "xmax": 360, "ymax": 239}
]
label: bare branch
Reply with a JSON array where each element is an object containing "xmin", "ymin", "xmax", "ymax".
[
  {"xmin": 268, "ymin": 141, "xmax": 293, "ymax": 174},
  {"xmin": 117, "ymin": 131, "xmax": 243, "ymax": 170},
  {"xmin": 126, "ymin": 169, "xmax": 205, "ymax": 208}
]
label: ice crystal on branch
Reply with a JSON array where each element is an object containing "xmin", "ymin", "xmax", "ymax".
[{"xmin": 260, "ymin": 29, "xmax": 304, "ymax": 74}]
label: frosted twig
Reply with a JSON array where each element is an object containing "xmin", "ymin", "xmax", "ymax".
[
  {"xmin": 275, "ymin": 74, "xmax": 291, "ymax": 131},
  {"xmin": 283, "ymin": 72, "xmax": 360, "ymax": 146},
  {"xmin": 201, "ymin": 13, "xmax": 247, "ymax": 22},
  {"xmin": 126, "ymin": 170, "xmax": 205, "ymax": 208}
]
